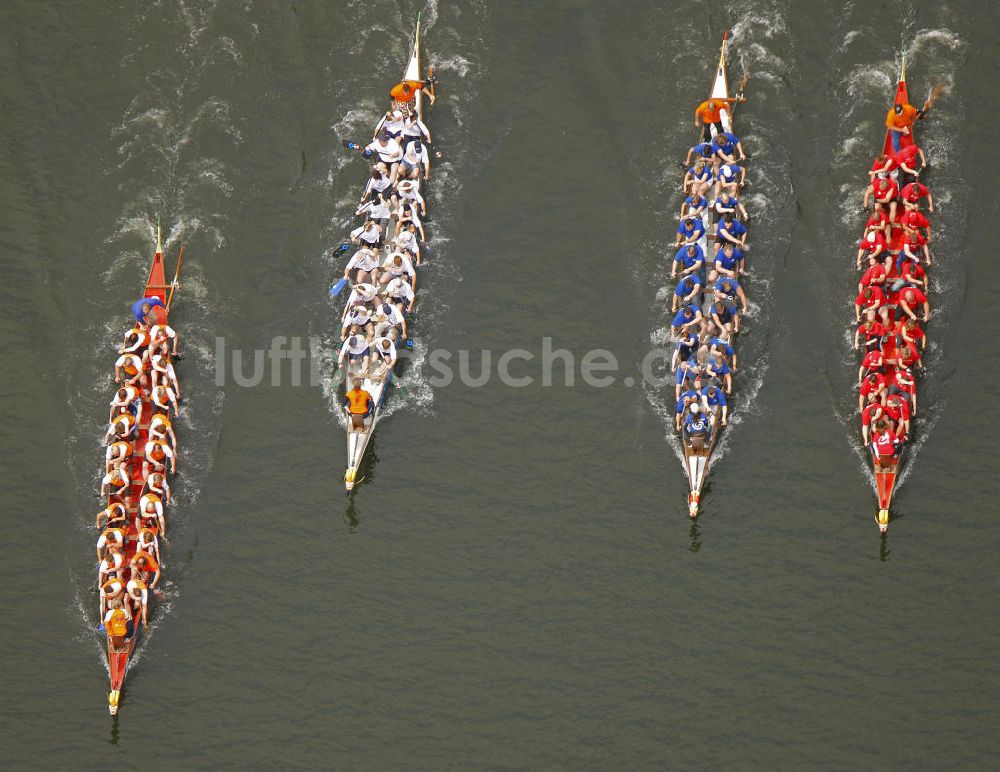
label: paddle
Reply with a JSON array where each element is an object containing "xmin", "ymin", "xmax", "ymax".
[
  {"xmin": 920, "ymin": 83, "xmax": 944, "ymax": 116},
  {"xmin": 329, "ymin": 278, "xmax": 349, "ymax": 297}
]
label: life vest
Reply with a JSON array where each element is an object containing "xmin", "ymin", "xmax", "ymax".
[
  {"xmin": 113, "ymin": 413, "xmax": 137, "ymax": 435},
  {"xmin": 106, "ymin": 607, "xmax": 129, "ymax": 636},
  {"xmin": 148, "ymin": 442, "xmax": 166, "ymax": 462},
  {"xmin": 100, "ymin": 528, "xmax": 126, "ymax": 549},
  {"xmin": 138, "ymin": 528, "xmax": 158, "ymax": 547},
  {"xmin": 132, "ymin": 553, "xmax": 159, "ymax": 574},
  {"xmin": 346, "ymin": 388, "xmax": 372, "ymax": 414},
  {"xmin": 120, "ymin": 355, "xmax": 141, "ymax": 376},
  {"xmin": 108, "ymin": 441, "xmax": 132, "ymax": 460},
  {"xmin": 390, "ymin": 80, "xmax": 424, "ymax": 102}
]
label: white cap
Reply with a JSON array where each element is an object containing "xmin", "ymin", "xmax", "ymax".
[{"xmin": 690, "ymin": 402, "xmax": 701, "ymax": 413}]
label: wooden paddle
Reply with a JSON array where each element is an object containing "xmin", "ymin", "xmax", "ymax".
[{"xmin": 920, "ymin": 83, "xmax": 944, "ymax": 116}]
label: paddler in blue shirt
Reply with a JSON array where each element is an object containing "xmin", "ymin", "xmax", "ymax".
[
  {"xmin": 671, "ymin": 244, "xmax": 705, "ymax": 279},
  {"xmin": 675, "ymin": 217, "xmax": 706, "ymax": 248},
  {"xmin": 683, "ymin": 401, "xmax": 713, "ymax": 441},
  {"xmin": 712, "ymin": 131, "xmax": 746, "ymax": 163},
  {"xmin": 701, "ymin": 384, "xmax": 728, "ymax": 425},
  {"xmin": 132, "ymin": 296, "xmax": 165, "ymax": 326},
  {"xmin": 675, "ymin": 385, "xmax": 707, "ymax": 430},
  {"xmin": 684, "ymin": 140, "xmax": 716, "ymax": 166},
  {"xmin": 672, "ymin": 273, "xmax": 703, "ymax": 311},
  {"xmin": 670, "ymin": 304, "xmax": 703, "ymax": 337}
]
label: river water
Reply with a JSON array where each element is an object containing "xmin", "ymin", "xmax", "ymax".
[{"xmin": 0, "ymin": 0, "xmax": 997, "ymax": 768}]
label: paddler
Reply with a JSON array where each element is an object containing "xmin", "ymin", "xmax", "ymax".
[
  {"xmin": 693, "ymin": 98, "xmax": 740, "ymax": 142},
  {"xmin": 100, "ymin": 577, "xmax": 132, "ymax": 631},
  {"xmin": 149, "ymin": 412, "xmax": 177, "ymax": 448},
  {"xmin": 371, "ymin": 295, "xmax": 407, "ymax": 340},
  {"xmin": 385, "ymin": 275, "xmax": 416, "ymax": 314},
  {"xmin": 137, "ymin": 527, "xmax": 162, "ymax": 566},
  {"xmin": 114, "ymin": 351, "xmax": 146, "ymax": 386},
  {"xmin": 143, "ymin": 437, "xmax": 176, "ymax": 477},
  {"xmin": 109, "ymin": 385, "xmax": 141, "ymax": 423},
  {"xmin": 138, "ymin": 491, "xmax": 167, "ymax": 536},
  {"xmin": 390, "ymin": 76, "xmax": 436, "ymax": 106},
  {"xmin": 363, "ymin": 133, "xmax": 403, "ymax": 180},
  {"xmin": 885, "ymin": 100, "xmax": 923, "ymax": 153},
  {"xmin": 101, "ymin": 463, "xmax": 130, "ymax": 499},
  {"xmin": 129, "ymin": 548, "xmax": 161, "ymax": 589},
  {"xmin": 126, "ymin": 576, "xmax": 150, "ymax": 625},
  {"xmin": 119, "ymin": 326, "xmax": 150, "ymax": 355},
  {"xmin": 99, "ymin": 545, "xmax": 126, "ymax": 584},
  {"xmin": 350, "ymin": 220, "xmax": 383, "ymax": 248},
  {"xmin": 344, "ymin": 245, "xmax": 380, "ymax": 286},
  {"xmin": 399, "ymin": 138, "xmax": 430, "ymax": 181},
  {"xmin": 96, "ymin": 501, "xmax": 128, "ymax": 530},
  {"xmin": 131, "ymin": 296, "xmax": 165, "ymax": 326},
  {"xmin": 105, "ymin": 439, "xmax": 132, "ymax": 470},
  {"xmin": 141, "ymin": 470, "xmax": 172, "ymax": 506},
  {"xmin": 899, "ymin": 286, "xmax": 930, "ymax": 322},
  {"xmin": 701, "ymin": 384, "xmax": 729, "ymax": 426},
  {"xmin": 150, "ymin": 321, "xmax": 179, "ymax": 356},
  {"xmin": 338, "ymin": 335, "xmax": 371, "ymax": 372},
  {"xmin": 870, "ymin": 417, "xmax": 901, "ymax": 463},
  {"xmin": 393, "ymin": 223, "xmax": 422, "ymax": 265},
  {"xmin": 96, "ymin": 524, "xmax": 126, "ymax": 561},
  {"xmin": 371, "ymin": 337, "xmax": 397, "ymax": 381},
  {"xmin": 151, "ymin": 383, "xmax": 179, "ymax": 416},
  {"xmin": 344, "ymin": 378, "xmax": 374, "ymax": 432},
  {"xmin": 150, "ymin": 352, "xmax": 180, "ymax": 396},
  {"xmin": 683, "ymin": 401, "xmax": 713, "ymax": 441},
  {"xmin": 860, "ymin": 395, "xmax": 884, "ymax": 445}
]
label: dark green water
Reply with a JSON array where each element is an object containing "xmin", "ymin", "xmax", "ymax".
[{"xmin": 1, "ymin": 0, "xmax": 997, "ymax": 768}]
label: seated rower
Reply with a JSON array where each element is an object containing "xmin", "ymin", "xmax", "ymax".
[
  {"xmin": 707, "ymin": 331, "xmax": 737, "ymax": 372},
  {"xmin": 858, "ymin": 371, "xmax": 887, "ymax": 410},
  {"xmin": 105, "ymin": 440, "xmax": 132, "ymax": 471},
  {"xmin": 892, "ymin": 143, "xmax": 926, "ymax": 181},
  {"xmin": 712, "ymin": 130, "xmax": 744, "ymax": 165},
  {"xmin": 712, "ymin": 192, "xmax": 747, "ymax": 222},
  {"xmin": 855, "ymin": 310, "xmax": 885, "ymax": 351},
  {"xmin": 701, "ymin": 384, "xmax": 729, "ymax": 426},
  {"xmin": 344, "ymin": 246, "xmax": 380, "ymax": 286},
  {"xmin": 898, "ymin": 317, "xmax": 926, "ymax": 351},
  {"xmin": 342, "ymin": 304, "xmax": 374, "ymax": 340},
  {"xmin": 866, "ymin": 202, "xmax": 890, "ymax": 236},
  {"xmin": 399, "ymin": 139, "xmax": 430, "ymax": 181},
  {"xmin": 385, "ymin": 275, "xmax": 416, "ymax": 314},
  {"xmin": 126, "ymin": 576, "xmax": 150, "ymax": 625},
  {"xmin": 360, "ymin": 163, "xmax": 393, "ymax": 205},
  {"xmin": 713, "ymin": 276, "xmax": 748, "ymax": 315},
  {"xmin": 672, "ymin": 273, "xmax": 703, "ymax": 312},
  {"xmin": 149, "ymin": 412, "xmax": 177, "ymax": 449},
  {"xmin": 710, "ymin": 298, "xmax": 739, "ymax": 334},
  {"xmin": 99, "ymin": 545, "xmax": 126, "ymax": 584},
  {"xmin": 672, "ymin": 328, "xmax": 699, "ymax": 370},
  {"xmin": 344, "ymin": 282, "xmax": 378, "ymax": 308},
  {"xmin": 858, "ymin": 347, "xmax": 885, "ymax": 383},
  {"xmin": 109, "ymin": 385, "xmax": 141, "ymax": 424},
  {"xmin": 96, "ymin": 501, "xmax": 128, "ymax": 530},
  {"xmin": 683, "ymin": 159, "xmax": 713, "ymax": 197},
  {"xmin": 372, "ymin": 295, "xmax": 407, "ymax": 340},
  {"xmin": 705, "ymin": 353, "xmax": 733, "ymax": 394},
  {"xmin": 860, "ymin": 396, "xmax": 884, "ymax": 445},
  {"xmin": 371, "ymin": 337, "xmax": 397, "ymax": 381},
  {"xmin": 344, "ymin": 378, "xmax": 374, "ymax": 432},
  {"xmin": 675, "ymin": 217, "xmax": 705, "ymax": 248},
  {"xmin": 137, "ymin": 527, "xmax": 162, "ymax": 566},
  {"xmin": 714, "ymin": 163, "xmax": 745, "ymax": 197},
  {"xmin": 869, "ymin": 153, "xmax": 894, "ymax": 180},
  {"xmin": 379, "ymin": 109, "xmax": 406, "ymax": 140},
  {"xmin": 683, "ymin": 402, "xmax": 714, "ymax": 447},
  {"xmin": 114, "ymin": 351, "xmax": 146, "ymax": 387},
  {"xmin": 863, "ymin": 175, "xmax": 899, "ymax": 221},
  {"xmin": 152, "ymin": 383, "xmax": 179, "ymax": 417},
  {"xmin": 105, "ymin": 411, "xmax": 137, "ymax": 443},
  {"xmin": 400, "ymin": 111, "xmax": 432, "ymax": 147},
  {"xmin": 856, "ymin": 225, "xmax": 887, "ymax": 269},
  {"xmin": 379, "ymin": 251, "xmax": 417, "ymax": 292},
  {"xmin": 96, "ymin": 524, "xmax": 126, "ymax": 561},
  {"xmin": 899, "ymin": 228, "xmax": 931, "ymax": 267},
  {"xmin": 889, "ymin": 366, "xmax": 917, "ymax": 416},
  {"xmin": 138, "ymin": 491, "xmax": 167, "ymax": 537},
  {"xmin": 884, "ymin": 392, "xmax": 912, "ymax": 439},
  {"xmin": 681, "ymin": 192, "xmax": 709, "ymax": 219},
  {"xmin": 899, "ymin": 286, "xmax": 930, "ymax": 323},
  {"xmin": 338, "ymin": 335, "xmax": 371, "ymax": 373},
  {"xmin": 357, "ymin": 192, "xmax": 392, "ymax": 227},
  {"xmin": 131, "ymin": 296, "xmax": 165, "ymax": 327},
  {"xmin": 396, "ymin": 202, "xmax": 426, "ymax": 241},
  {"xmin": 150, "ymin": 352, "xmax": 180, "ymax": 396},
  {"xmin": 714, "ymin": 213, "xmax": 747, "ymax": 252},
  {"xmin": 855, "ymin": 285, "xmax": 886, "ymax": 324},
  {"xmin": 675, "ymin": 383, "xmax": 707, "ymax": 430},
  {"xmin": 101, "ymin": 464, "xmax": 130, "ymax": 499},
  {"xmin": 670, "ymin": 304, "xmax": 703, "ymax": 338},
  {"xmin": 900, "ymin": 180, "xmax": 934, "ymax": 212},
  {"xmin": 671, "ymin": 244, "xmax": 705, "ymax": 279},
  {"xmin": 870, "ymin": 417, "xmax": 902, "ymax": 466},
  {"xmin": 350, "ymin": 220, "xmax": 383, "ymax": 248},
  {"xmin": 858, "ymin": 259, "xmax": 888, "ymax": 292},
  {"xmin": 363, "ymin": 134, "xmax": 403, "ymax": 181},
  {"xmin": 394, "ymin": 224, "xmax": 422, "ymax": 266},
  {"xmin": 140, "ymin": 470, "xmax": 172, "ymax": 507},
  {"xmin": 684, "ymin": 139, "xmax": 716, "ymax": 166},
  {"xmin": 394, "ymin": 179, "xmax": 427, "ymax": 217},
  {"xmin": 129, "ymin": 548, "xmax": 161, "ymax": 590},
  {"xmin": 119, "ymin": 327, "xmax": 150, "ymax": 356},
  {"xmin": 150, "ymin": 321, "xmax": 178, "ymax": 356},
  {"xmin": 143, "ymin": 437, "xmax": 177, "ymax": 478},
  {"xmin": 100, "ymin": 578, "xmax": 132, "ymax": 633},
  {"xmin": 674, "ymin": 358, "xmax": 703, "ymax": 400},
  {"xmin": 899, "ymin": 208, "xmax": 931, "ymax": 241}
]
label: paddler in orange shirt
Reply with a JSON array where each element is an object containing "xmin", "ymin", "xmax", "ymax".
[
  {"xmin": 694, "ymin": 98, "xmax": 740, "ymax": 141},
  {"xmin": 390, "ymin": 71, "xmax": 437, "ymax": 106}
]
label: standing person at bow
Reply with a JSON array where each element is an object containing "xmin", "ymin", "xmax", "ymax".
[{"xmin": 693, "ymin": 97, "xmax": 741, "ymax": 141}]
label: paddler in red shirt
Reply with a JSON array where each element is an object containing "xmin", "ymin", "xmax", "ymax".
[
  {"xmin": 870, "ymin": 418, "xmax": 902, "ymax": 463},
  {"xmin": 856, "ymin": 225, "xmax": 888, "ymax": 269},
  {"xmin": 899, "ymin": 208, "xmax": 931, "ymax": 240},
  {"xmin": 855, "ymin": 310, "xmax": 885, "ymax": 351},
  {"xmin": 864, "ymin": 176, "xmax": 899, "ymax": 220},
  {"xmin": 866, "ymin": 203, "xmax": 891, "ymax": 236},
  {"xmin": 900, "ymin": 180, "xmax": 934, "ymax": 212},
  {"xmin": 859, "ymin": 261, "xmax": 888, "ymax": 292},
  {"xmin": 898, "ymin": 317, "xmax": 926, "ymax": 351},
  {"xmin": 884, "ymin": 393, "xmax": 912, "ymax": 439},
  {"xmin": 892, "ymin": 143, "xmax": 926, "ymax": 180},
  {"xmin": 899, "ymin": 286, "xmax": 929, "ymax": 322},
  {"xmin": 859, "ymin": 372, "xmax": 888, "ymax": 409},
  {"xmin": 859, "ymin": 348, "xmax": 885, "ymax": 383},
  {"xmin": 855, "ymin": 285, "xmax": 886, "ymax": 322},
  {"xmin": 861, "ymin": 396, "xmax": 884, "ymax": 445}
]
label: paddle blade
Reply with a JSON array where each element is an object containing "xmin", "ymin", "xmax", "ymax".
[
  {"xmin": 339, "ymin": 242, "xmax": 350, "ymax": 253},
  {"xmin": 342, "ymin": 139, "xmax": 361, "ymax": 151},
  {"xmin": 330, "ymin": 278, "xmax": 349, "ymax": 297},
  {"xmin": 923, "ymin": 83, "xmax": 944, "ymax": 112}
]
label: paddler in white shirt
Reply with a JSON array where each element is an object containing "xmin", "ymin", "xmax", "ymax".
[
  {"xmin": 96, "ymin": 501, "xmax": 128, "ymax": 530},
  {"xmin": 399, "ymin": 139, "xmax": 430, "ymax": 181},
  {"xmin": 379, "ymin": 251, "xmax": 416, "ymax": 292},
  {"xmin": 360, "ymin": 163, "xmax": 393, "ymax": 205},
  {"xmin": 350, "ymin": 220, "xmax": 383, "ymax": 248},
  {"xmin": 344, "ymin": 246, "xmax": 380, "ymax": 285},
  {"xmin": 140, "ymin": 470, "xmax": 171, "ymax": 506},
  {"xmin": 344, "ymin": 282, "xmax": 378, "ymax": 308},
  {"xmin": 143, "ymin": 437, "xmax": 176, "ymax": 477},
  {"xmin": 150, "ymin": 353, "xmax": 180, "ymax": 396},
  {"xmin": 152, "ymin": 383, "xmax": 179, "ymax": 416},
  {"xmin": 338, "ymin": 335, "xmax": 371, "ymax": 373},
  {"xmin": 105, "ymin": 411, "xmax": 137, "ymax": 443},
  {"xmin": 393, "ymin": 179, "xmax": 426, "ymax": 216},
  {"xmin": 105, "ymin": 440, "xmax": 132, "ymax": 471},
  {"xmin": 101, "ymin": 464, "xmax": 130, "ymax": 498},
  {"xmin": 364, "ymin": 133, "xmax": 403, "ymax": 181},
  {"xmin": 148, "ymin": 412, "xmax": 177, "ymax": 449},
  {"xmin": 109, "ymin": 385, "xmax": 141, "ymax": 423},
  {"xmin": 341, "ymin": 305, "xmax": 373, "ymax": 341},
  {"xmin": 126, "ymin": 576, "xmax": 150, "ymax": 625},
  {"xmin": 393, "ymin": 224, "xmax": 421, "ymax": 265},
  {"xmin": 371, "ymin": 337, "xmax": 397, "ymax": 381},
  {"xmin": 385, "ymin": 275, "xmax": 415, "ymax": 314},
  {"xmin": 150, "ymin": 322, "xmax": 178, "ymax": 356},
  {"xmin": 371, "ymin": 296, "xmax": 407, "ymax": 340},
  {"xmin": 379, "ymin": 109, "xmax": 406, "ymax": 140},
  {"xmin": 401, "ymin": 112, "xmax": 431, "ymax": 147},
  {"xmin": 138, "ymin": 490, "xmax": 167, "ymax": 536}
]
